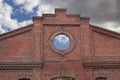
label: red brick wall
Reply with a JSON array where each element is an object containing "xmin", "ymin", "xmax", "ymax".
[
  {"xmin": 94, "ymin": 69, "xmax": 120, "ymax": 80},
  {"xmin": 43, "ymin": 26, "xmax": 82, "ymax": 61},
  {"xmin": 0, "ymin": 8, "xmax": 120, "ymax": 80},
  {"xmin": 93, "ymin": 31, "xmax": 120, "ymax": 61},
  {"xmin": 0, "ymin": 70, "xmax": 33, "ymax": 80},
  {"xmin": 41, "ymin": 61, "xmax": 88, "ymax": 80},
  {"xmin": 0, "ymin": 30, "xmax": 33, "ymax": 62},
  {"xmin": 37, "ymin": 9, "xmax": 93, "ymax": 80}
]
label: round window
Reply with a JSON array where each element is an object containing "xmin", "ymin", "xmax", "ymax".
[{"xmin": 53, "ymin": 34, "xmax": 70, "ymax": 50}]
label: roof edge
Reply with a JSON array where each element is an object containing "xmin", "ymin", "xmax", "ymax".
[
  {"xmin": 0, "ymin": 24, "xmax": 33, "ymax": 40},
  {"xmin": 90, "ymin": 24, "xmax": 120, "ymax": 39}
]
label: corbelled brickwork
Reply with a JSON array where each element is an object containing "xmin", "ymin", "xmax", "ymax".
[{"xmin": 0, "ymin": 8, "xmax": 120, "ymax": 80}]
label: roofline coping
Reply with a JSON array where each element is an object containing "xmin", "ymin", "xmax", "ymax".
[
  {"xmin": 90, "ymin": 24, "xmax": 120, "ymax": 39},
  {"xmin": 0, "ymin": 24, "xmax": 32, "ymax": 40}
]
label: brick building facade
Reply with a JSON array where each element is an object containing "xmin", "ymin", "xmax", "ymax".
[{"xmin": 0, "ymin": 8, "xmax": 120, "ymax": 80}]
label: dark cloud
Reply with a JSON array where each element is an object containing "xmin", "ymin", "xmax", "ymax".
[{"xmin": 42, "ymin": 0, "xmax": 120, "ymax": 32}]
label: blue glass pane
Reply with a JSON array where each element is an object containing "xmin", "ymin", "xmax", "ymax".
[{"xmin": 53, "ymin": 34, "xmax": 70, "ymax": 50}]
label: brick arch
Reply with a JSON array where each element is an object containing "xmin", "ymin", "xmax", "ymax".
[
  {"xmin": 96, "ymin": 77, "xmax": 107, "ymax": 80},
  {"xmin": 51, "ymin": 76, "xmax": 75, "ymax": 80},
  {"xmin": 19, "ymin": 78, "xmax": 30, "ymax": 80}
]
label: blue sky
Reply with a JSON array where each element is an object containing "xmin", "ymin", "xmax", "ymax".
[
  {"xmin": 0, "ymin": 0, "xmax": 48, "ymax": 33},
  {"xmin": 0, "ymin": 0, "xmax": 120, "ymax": 34},
  {"xmin": 53, "ymin": 34, "xmax": 70, "ymax": 50},
  {"xmin": 5, "ymin": 0, "xmax": 37, "ymax": 22}
]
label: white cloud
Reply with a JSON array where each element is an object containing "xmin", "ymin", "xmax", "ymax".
[
  {"xmin": 55, "ymin": 35, "xmax": 70, "ymax": 44},
  {"xmin": 12, "ymin": 0, "xmax": 54, "ymax": 15},
  {"xmin": 0, "ymin": 25, "xmax": 5, "ymax": 33},
  {"xmin": 13, "ymin": 0, "xmax": 40, "ymax": 13},
  {"xmin": 19, "ymin": 20, "xmax": 33, "ymax": 27},
  {"xmin": 0, "ymin": 0, "xmax": 59, "ymax": 34},
  {"xmin": 0, "ymin": 0, "xmax": 33, "ymax": 34},
  {"xmin": 37, "ymin": 4, "xmax": 54, "ymax": 16},
  {"xmin": 0, "ymin": 0, "xmax": 119, "ymax": 34},
  {"xmin": 0, "ymin": 0, "xmax": 18, "ymax": 31},
  {"xmin": 98, "ymin": 21, "xmax": 120, "ymax": 33},
  {"xmin": 13, "ymin": 0, "xmax": 25, "ymax": 4}
]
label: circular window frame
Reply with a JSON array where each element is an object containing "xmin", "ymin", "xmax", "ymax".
[{"xmin": 48, "ymin": 30, "xmax": 77, "ymax": 56}]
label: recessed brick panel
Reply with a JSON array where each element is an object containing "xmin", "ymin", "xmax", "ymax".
[
  {"xmin": 93, "ymin": 31, "xmax": 120, "ymax": 56},
  {"xmin": 43, "ymin": 25, "xmax": 82, "ymax": 61},
  {"xmin": 0, "ymin": 30, "xmax": 33, "ymax": 62}
]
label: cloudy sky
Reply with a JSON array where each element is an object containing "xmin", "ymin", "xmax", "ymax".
[
  {"xmin": 0, "ymin": 0, "xmax": 120, "ymax": 34},
  {"xmin": 53, "ymin": 34, "xmax": 70, "ymax": 50}
]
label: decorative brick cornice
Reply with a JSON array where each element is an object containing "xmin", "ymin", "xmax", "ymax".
[
  {"xmin": 83, "ymin": 61, "xmax": 120, "ymax": 69},
  {"xmin": 42, "ymin": 14, "xmax": 56, "ymax": 17},
  {"xmin": 90, "ymin": 25, "xmax": 120, "ymax": 39},
  {"xmin": 33, "ymin": 14, "xmax": 80, "ymax": 19},
  {"xmin": 43, "ymin": 24, "xmax": 80, "ymax": 26},
  {"xmin": 0, "ymin": 25, "xmax": 32, "ymax": 40},
  {"xmin": 67, "ymin": 14, "xmax": 80, "ymax": 17},
  {"xmin": 0, "ymin": 62, "xmax": 43, "ymax": 70}
]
